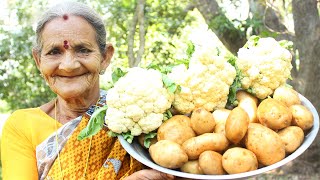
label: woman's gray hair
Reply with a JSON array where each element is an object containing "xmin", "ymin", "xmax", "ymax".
[{"xmin": 34, "ymin": 1, "xmax": 106, "ymax": 55}]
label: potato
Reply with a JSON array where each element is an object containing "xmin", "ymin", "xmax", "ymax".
[
  {"xmin": 244, "ymin": 123, "xmax": 285, "ymax": 166},
  {"xmin": 149, "ymin": 140, "xmax": 188, "ymax": 169},
  {"xmin": 290, "ymin": 105, "xmax": 314, "ymax": 130},
  {"xmin": 191, "ymin": 108, "xmax": 216, "ymax": 135},
  {"xmin": 212, "ymin": 109, "xmax": 231, "ymax": 134},
  {"xmin": 277, "ymin": 126, "xmax": 304, "ymax": 153},
  {"xmin": 182, "ymin": 133, "xmax": 229, "ymax": 160},
  {"xmin": 225, "ymin": 107, "xmax": 249, "ymax": 144},
  {"xmin": 257, "ymin": 98, "xmax": 292, "ymax": 130},
  {"xmin": 222, "ymin": 147, "xmax": 258, "ymax": 174},
  {"xmin": 180, "ymin": 160, "xmax": 203, "ymax": 174},
  {"xmin": 163, "ymin": 115, "xmax": 192, "ymax": 127},
  {"xmin": 157, "ymin": 115, "xmax": 195, "ymax": 144},
  {"xmin": 273, "ymin": 85, "xmax": 301, "ymax": 107},
  {"xmin": 199, "ymin": 151, "xmax": 225, "ymax": 175},
  {"xmin": 236, "ymin": 90, "xmax": 258, "ymax": 123}
]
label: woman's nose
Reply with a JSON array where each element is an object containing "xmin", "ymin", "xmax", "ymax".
[{"xmin": 59, "ymin": 52, "xmax": 81, "ymax": 72}]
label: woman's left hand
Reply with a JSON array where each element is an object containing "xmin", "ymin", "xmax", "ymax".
[{"xmin": 125, "ymin": 169, "xmax": 175, "ymax": 180}]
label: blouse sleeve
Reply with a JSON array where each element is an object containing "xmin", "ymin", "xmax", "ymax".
[{"xmin": 1, "ymin": 111, "xmax": 38, "ymax": 180}]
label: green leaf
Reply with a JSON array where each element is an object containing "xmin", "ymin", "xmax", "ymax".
[
  {"xmin": 143, "ymin": 132, "xmax": 157, "ymax": 148},
  {"xmin": 279, "ymin": 40, "xmax": 294, "ymax": 51},
  {"xmin": 112, "ymin": 67, "xmax": 127, "ymax": 83},
  {"xmin": 163, "ymin": 109, "xmax": 173, "ymax": 121},
  {"xmin": 284, "ymin": 83, "xmax": 293, "ymax": 88},
  {"xmin": 108, "ymin": 130, "xmax": 134, "ymax": 143},
  {"xmin": 247, "ymin": 87, "xmax": 255, "ymax": 95},
  {"xmin": 107, "ymin": 130, "xmax": 119, "ymax": 137},
  {"xmin": 186, "ymin": 41, "xmax": 195, "ymax": 59},
  {"xmin": 243, "ymin": 35, "xmax": 260, "ymax": 48},
  {"xmin": 77, "ymin": 105, "xmax": 108, "ymax": 140},
  {"xmin": 227, "ymin": 56, "xmax": 243, "ymax": 106},
  {"xmin": 122, "ymin": 132, "xmax": 134, "ymax": 143},
  {"xmin": 162, "ymin": 74, "xmax": 180, "ymax": 93},
  {"xmin": 216, "ymin": 47, "xmax": 221, "ymax": 56},
  {"xmin": 167, "ymin": 84, "xmax": 178, "ymax": 93}
]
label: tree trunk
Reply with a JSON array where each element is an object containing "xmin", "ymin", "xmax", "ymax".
[
  {"xmin": 193, "ymin": 0, "xmax": 247, "ymax": 55},
  {"xmin": 290, "ymin": 0, "xmax": 320, "ymax": 173},
  {"xmin": 248, "ymin": 0, "xmax": 294, "ymax": 41},
  {"xmin": 128, "ymin": 0, "xmax": 146, "ymax": 67},
  {"xmin": 194, "ymin": 0, "xmax": 293, "ymax": 55}
]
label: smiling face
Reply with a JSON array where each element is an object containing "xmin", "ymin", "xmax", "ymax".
[{"xmin": 33, "ymin": 15, "xmax": 113, "ymax": 99}]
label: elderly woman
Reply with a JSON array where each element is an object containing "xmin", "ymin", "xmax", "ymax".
[{"xmin": 1, "ymin": 2, "xmax": 174, "ymax": 180}]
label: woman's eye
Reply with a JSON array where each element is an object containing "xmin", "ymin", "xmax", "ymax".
[
  {"xmin": 47, "ymin": 49, "xmax": 61, "ymax": 55},
  {"xmin": 78, "ymin": 48, "xmax": 91, "ymax": 54}
]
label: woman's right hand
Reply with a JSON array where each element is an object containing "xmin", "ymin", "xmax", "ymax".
[{"xmin": 125, "ymin": 169, "xmax": 175, "ymax": 180}]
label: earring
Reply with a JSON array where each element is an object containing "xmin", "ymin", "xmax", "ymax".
[{"xmin": 99, "ymin": 69, "xmax": 106, "ymax": 75}]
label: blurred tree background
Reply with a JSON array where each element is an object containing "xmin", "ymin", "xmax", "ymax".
[{"xmin": 0, "ymin": 0, "xmax": 319, "ymax": 179}]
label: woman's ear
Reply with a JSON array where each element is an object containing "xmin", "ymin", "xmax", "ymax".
[
  {"xmin": 32, "ymin": 48, "xmax": 41, "ymax": 70},
  {"xmin": 101, "ymin": 43, "xmax": 114, "ymax": 70}
]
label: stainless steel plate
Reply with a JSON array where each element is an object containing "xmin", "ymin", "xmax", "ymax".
[{"xmin": 118, "ymin": 94, "xmax": 319, "ymax": 179}]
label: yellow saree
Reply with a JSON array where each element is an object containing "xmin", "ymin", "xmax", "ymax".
[{"xmin": 40, "ymin": 92, "xmax": 143, "ymax": 179}]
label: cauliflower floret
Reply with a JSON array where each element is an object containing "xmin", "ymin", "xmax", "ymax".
[
  {"xmin": 168, "ymin": 45, "xmax": 236, "ymax": 114},
  {"xmin": 105, "ymin": 67, "xmax": 174, "ymax": 136},
  {"xmin": 237, "ymin": 37, "xmax": 292, "ymax": 99}
]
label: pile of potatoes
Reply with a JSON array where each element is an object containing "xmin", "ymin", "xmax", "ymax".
[{"xmin": 139, "ymin": 85, "xmax": 315, "ymax": 175}]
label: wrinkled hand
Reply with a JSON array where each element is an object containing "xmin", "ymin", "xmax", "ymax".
[{"xmin": 125, "ymin": 169, "xmax": 174, "ymax": 180}]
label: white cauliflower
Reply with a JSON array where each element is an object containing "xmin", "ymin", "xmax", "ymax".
[
  {"xmin": 168, "ymin": 45, "xmax": 236, "ymax": 114},
  {"xmin": 236, "ymin": 36, "xmax": 292, "ymax": 99},
  {"xmin": 105, "ymin": 67, "xmax": 174, "ymax": 136}
]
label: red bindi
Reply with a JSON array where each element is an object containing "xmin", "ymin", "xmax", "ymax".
[
  {"xmin": 63, "ymin": 40, "xmax": 69, "ymax": 49},
  {"xmin": 63, "ymin": 14, "xmax": 68, "ymax": 20}
]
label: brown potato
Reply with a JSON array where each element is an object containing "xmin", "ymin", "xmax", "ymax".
[
  {"xmin": 222, "ymin": 147, "xmax": 258, "ymax": 174},
  {"xmin": 225, "ymin": 107, "xmax": 249, "ymax": 144},
  {"xmin": 290, "ymin": 105, "xmax": 314, "ymax": 130},
  {"xmin": 244, "ymin": 123, "xmax": 285, "ymax": 166},
  {"xmin": 236, "ymin": 90, "xmax": 258, "ymax": 123},
  {"xmin": 182, "ymin": 133, "xmax": 229, "ymax": 160},
  {"xmin": 199, "ymin": 151, "xmax": 225, "ymax": 175},
  {"xmin": 180, "ymin": 160, "xmax": 203, "ymax": 174},
  {"xmin": 149, "ymin": 140, "xmax": 188, "ymax": 169},
  {"xmin": 164, "ymin": 115, "xmax": 192, "ymax": 127},
  {"xmin": 191, "ymin": 108, "xmax": 216, "ymax": 135},
  {"xmin": 157, "ymin": 115, "xmax": 195, "ymax": 145},
  {"xmin": 273, "ymin": 85, "xmax": 301, "ymax": 107},
  {"xmin": 257, "ymin": 98, "xmax": 292, "ymax": 130},
  {"xmin": 212, "ymin": 109, "xmax": 231, "ymax": 135},
  {"xmin": 277, "ymin": 126, "xmax": 304, "ymax": 153}
]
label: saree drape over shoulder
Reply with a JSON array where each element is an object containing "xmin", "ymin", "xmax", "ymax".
[{"xmin": 1, "ymin": 91, "xmax": 143, "ymax": 180}]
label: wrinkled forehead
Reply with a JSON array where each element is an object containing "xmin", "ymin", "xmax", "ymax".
[{"xmin": 40, "ymin": 15, "xmax": 97, "ymax": 46}]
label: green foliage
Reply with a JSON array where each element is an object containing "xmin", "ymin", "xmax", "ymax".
[
  {"xmin": 226, "ymin": 55, "xmax": 243, "ymax": 107},
  {"xmin": 1, "ymin": 0, "xmax": 193, "ymax": 110},
  {"xmin": 0, "ymin": 0, "xmax": 283, "ymax": 112},
  {"xmin": 99, "ymin": 0, "xmax": 194, "ymax": 68},
  {"xmin": 162, "ymin": 74, "xmax": 180, "ymax": 93},
  {"xmin": 0, "ymin": 0, "xmax": 55, "ymax": 111},
  {"xmin": 78, "ymin": 105, "xmax": 108, "ymax": 140},
  {"xmin": 243, "ymin": 35, "xmax": 260, "ymax": 48},
  {"xmin": 145, "ymin": 41, "xmax": 194, "ymax": 74},
  {"xmin": 279, "ymin": 40, "xmax": 294, "ymax": 52},
  {"xmin": 143, "ymin": 132, "xmax": 157, "ymax": 148},
  {"xmin": 108, "ymin": 131, "xmax": 134, "ymax": 143}
]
